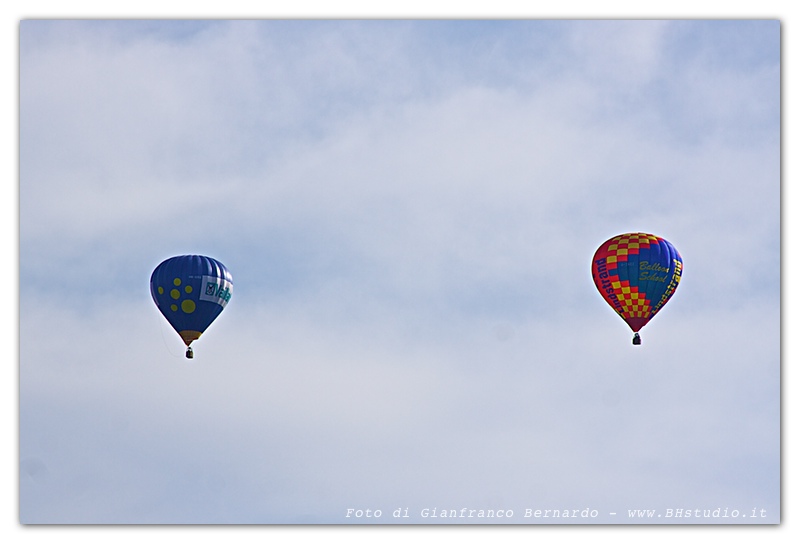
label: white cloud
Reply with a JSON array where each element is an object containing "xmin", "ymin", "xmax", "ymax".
[
  {"xmin": 19, "ymin": 19, "xmax": 780, "ymax": 525},
  {"xmin": 566, "ymin": 20, "xmax": 671, "ymax": 88}
]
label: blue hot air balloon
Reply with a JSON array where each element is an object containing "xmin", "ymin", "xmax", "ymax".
[{"xmin": 150, "ymin": 255, "xmax": 233, "ymax": 358}]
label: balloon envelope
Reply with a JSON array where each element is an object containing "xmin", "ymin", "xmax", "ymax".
[
  {"xmin": 591, "ymin": 233, "xmax": 682, "ymax": 335},
  {"xmin": 150, "ymin": 255, "xmax": 233, "ymax": 347}
]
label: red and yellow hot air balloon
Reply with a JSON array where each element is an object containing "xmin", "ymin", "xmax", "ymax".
[{"xmin": 591, "ymin": 233, "xmax": 682, "ymax": 344}]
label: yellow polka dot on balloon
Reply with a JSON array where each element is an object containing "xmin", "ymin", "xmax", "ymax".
[
  {"xmin": 181, "ymin": 299, "xmax": 196, "ymax": 313},
  {"xmin": 170, "ymin": 289, "xmax": 180, "ymax": 299},
  {"xmin": 173, "ymin": 278, "xmax": 181, "ymax": 286},
  {"xmin": 170, "ymin": 304, "xmax": 178, "ymax": 311},
  {"xmin": 158, "ymin": 286, "xmax": 164, "ymax": 294},
  {"xmin": 185, "ymin": 286, "xmax": 193, "ymax": 294}
]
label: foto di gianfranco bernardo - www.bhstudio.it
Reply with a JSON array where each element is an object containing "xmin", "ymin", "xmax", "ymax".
[{"xmin": 342, "ymin": 505, "xmax": 772, "ymax": 523}]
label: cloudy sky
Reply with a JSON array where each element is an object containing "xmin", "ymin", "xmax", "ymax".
[{"xmin": 17, "ymin": 17, "xmax": 782, "ymax": 531}]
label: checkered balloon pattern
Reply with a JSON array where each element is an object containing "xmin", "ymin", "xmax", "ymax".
[{"xmin": 591, "ymin": 233, "xmax": 682, "ymax": 334}]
